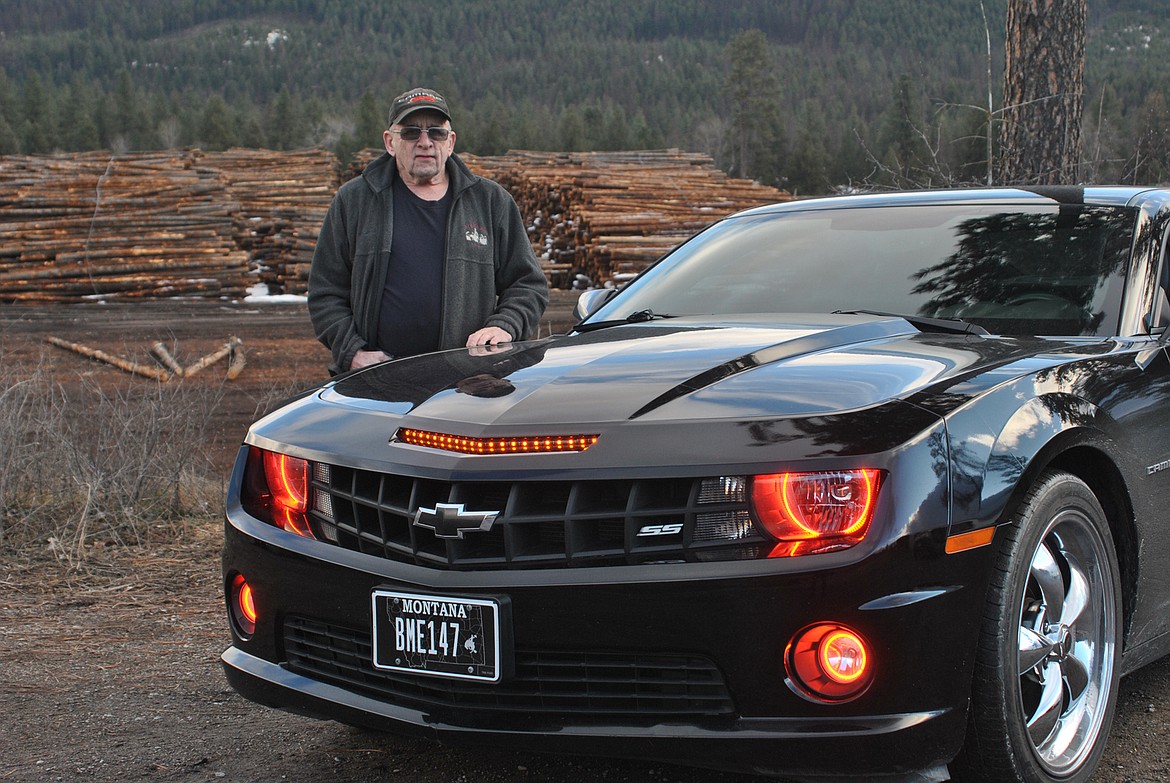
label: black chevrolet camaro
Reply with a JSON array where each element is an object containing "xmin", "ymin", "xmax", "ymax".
[{"xmin": 222, "ymin": 187, "xmax": 1170, "ymax": 782}]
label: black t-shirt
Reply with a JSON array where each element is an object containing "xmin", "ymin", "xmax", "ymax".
[{"xmin": 377, "ymin": 177, "xmax": 451, "ymax": 357}]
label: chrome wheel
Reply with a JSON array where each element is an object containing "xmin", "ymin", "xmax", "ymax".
[
  {"xmin": 953, "ymin": 470, "xmax": 1121, "ymax": 783},
  {"xmin": 1016, "ymin": 508, "xmax": 1117, "ymax": 776}
]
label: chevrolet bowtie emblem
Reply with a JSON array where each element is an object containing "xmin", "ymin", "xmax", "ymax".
[{"xmin": 413, "ymin": 503, "xmax": 500, "ymax": 539}]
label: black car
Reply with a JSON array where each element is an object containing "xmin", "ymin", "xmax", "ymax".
[{"xmin": 222, "ymin": 187, "xmax": 1170, "ymax": 783}]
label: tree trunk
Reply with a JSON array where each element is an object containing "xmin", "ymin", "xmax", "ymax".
[{"xmin": 998, "ymin": 0, "xmax": 1086, "ymax": 184}]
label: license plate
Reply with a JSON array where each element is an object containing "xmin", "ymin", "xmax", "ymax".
[{"xmin": 371, "ymin": 590, "xmax": 500, "ymax": 682}]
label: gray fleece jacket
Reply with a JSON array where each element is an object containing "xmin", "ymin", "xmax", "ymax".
[{"xmin": 308, "ymin": 151, "xmax": 548, "ymax": 375}]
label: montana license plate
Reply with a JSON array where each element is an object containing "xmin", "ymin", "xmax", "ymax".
[{"xmin": 371, "ymin": 590, "xmax": 500, "ymax": 682}]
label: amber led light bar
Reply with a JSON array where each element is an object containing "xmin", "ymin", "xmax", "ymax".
[{"xmin": 396, "ymin": 428, "xmax": 599, "ymax": 455}]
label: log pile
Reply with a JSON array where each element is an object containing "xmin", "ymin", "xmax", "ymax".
[
  {"xmin": 1, "ymin": 146, "xmax": 787, "ymax": 302},
  {"xmin": 0, "ymin": 148, "xmax": 339, "ymax": 303},
  {"xmin": 0, "ymin": 150, "xmax": 246, "ymax": 302},
  {"xmin": 200, "ymin": 148, "xmax": 339, "ymax": 295}
]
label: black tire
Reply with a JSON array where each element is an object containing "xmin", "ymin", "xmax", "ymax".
[{"xmin": 952, "ymin": 470, "xmax": 1122, "ymax": 783}]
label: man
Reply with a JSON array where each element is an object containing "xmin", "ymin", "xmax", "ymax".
[{"xmin": 308, "ymin": 87, "xmax": 548, "ymax": 374}]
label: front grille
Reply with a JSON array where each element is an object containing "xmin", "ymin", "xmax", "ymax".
[
  {"xmin": 284, "ymin": 616, "xmax": 736, "ymax": 720},
  {"xmin": 308, "ymin": 466, "xmax": 767, "ymax": 569}
]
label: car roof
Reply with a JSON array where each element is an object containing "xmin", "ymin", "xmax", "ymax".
[{"xmin": 735, "ymin": 186, "xmax": 1170, "ymax": 219}]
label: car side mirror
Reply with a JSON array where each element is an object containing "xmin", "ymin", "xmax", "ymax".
[{"xmin": 575, "ymin": 288, "xmax": 617, "ymax": 321}]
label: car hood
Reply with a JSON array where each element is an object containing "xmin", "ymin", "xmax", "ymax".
[{"xmin": 319, "ymin": 315, "xmax": 1079, "ymax": 427}]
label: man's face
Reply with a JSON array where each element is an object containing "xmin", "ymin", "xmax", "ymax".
[{"xmin": 384, "ymin": 109, "xmax": 456, "ymax": 185}]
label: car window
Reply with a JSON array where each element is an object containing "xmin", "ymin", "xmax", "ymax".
[{"xmin": 595, "ymin": 204, "xmax": 1136, "ymax": 337}]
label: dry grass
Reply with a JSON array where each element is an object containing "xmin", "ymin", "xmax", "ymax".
[{"xmin": 0, "ymin": 355, "xmax": 229, "ymax": 560}]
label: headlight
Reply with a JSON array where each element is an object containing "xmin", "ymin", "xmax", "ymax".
[
  {"xmin": 750, "ymin": 469, "xmax": 883, "ymax": 557},
  {"xmin": 240, "ymin": 446, "xmax": 316, "ymax": 540}
]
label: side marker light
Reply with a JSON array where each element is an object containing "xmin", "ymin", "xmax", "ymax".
[{"xmin": 945, "ymin": 526, "xmax": 995, "ymax": 554}]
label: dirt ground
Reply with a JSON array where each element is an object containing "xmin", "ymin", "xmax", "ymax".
[{"xmin": 3, "ymin": 295, "xmax": 1170, "ymax": 782}]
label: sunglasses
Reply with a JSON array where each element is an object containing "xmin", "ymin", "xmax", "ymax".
[{"xmin": 390, "ymin": 126, "xmax": 452, "ymax": 142}]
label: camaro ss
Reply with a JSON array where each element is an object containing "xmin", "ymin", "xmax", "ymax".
[{"xmin": 223, "ymin": 187, "xmax": 1170, "ymax": 782}]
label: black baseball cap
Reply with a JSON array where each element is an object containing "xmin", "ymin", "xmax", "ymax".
[{"xmin": 388, "ymin": 88, "xmax": 452, "ymax": 126}]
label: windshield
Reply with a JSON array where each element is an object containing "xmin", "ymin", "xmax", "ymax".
[{"xmin": 589, "ymin": 203, "xmax": 1135, "ymax": 337}]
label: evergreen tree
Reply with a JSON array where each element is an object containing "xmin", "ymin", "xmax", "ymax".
[
  {"xmin": 553, "ymin": 106, "xmax": 584, "ymax": 153},
  {"xmin": 198, "ymin": 95, "xmax": 238, "ymax": 150},
  {"xmin": 944, "ymin": 106, "xmax": 992, "ymax": 184},
  {"xmin": 112, "ymin": 69, "xmax": 149, "ymax": 150},
  {"xmin": 598, "ymin": 102, "xmax": 630, "ymax": 151},
  {"xmin": 0, "ymin": 116, "xmax": 18, "ymax": 155},
  {"xmin": 786, "ymin": 104, "xmax": 831, "ymax": 195},
  {"xmin": 629, "ymin": 111, "xmax": 661, "ymax": 150},
  {"xmin": 264, "ymin": 88, "xmax": 303, "ymax": 150},
  {"xmin": 725, "ymin": 29, "xmax": 783, "ymax": 182},
  {"xmin": 353, "ymin": 91, "xmax": 384, "ymax": 149},
  {"xmin": 59, "ymin": 76, "xmax": 101, "ymax": 151},
  {"xmin": 873, "ymin": 75, "xmax": 935, "ymax": 187},
  {"xmin": 20, "ymin": 73, "xmax": 59, "ymax": 153},
  {"xmin": 0, "ymin": 68, "xmax": 22, "ymax": 154},
  {"xmin": 237, "ymin": 104, "xmax": 266, "ymax": 149},
  {"xmin": 464, "ymin": 94, "xmax": 510, "ymax": 156},
  {"xmin": 1130, "ymin": 92, "xmax": 1170, "ymax": 185}
]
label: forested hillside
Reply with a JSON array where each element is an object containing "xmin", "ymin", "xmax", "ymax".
[{"xmin": 1, "ymin": 0, "xmax": 1168, "ymax": 193}]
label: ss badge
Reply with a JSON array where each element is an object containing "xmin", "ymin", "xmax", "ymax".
[{"xmin": 636, "ymin": 523, "xmax": 683, "ymax": 537}]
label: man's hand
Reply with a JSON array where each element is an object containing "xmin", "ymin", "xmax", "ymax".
[
  {"xmin": 466, "ymin": 326, "xmax": 513, "ymax": 348},
  {"xmin": 349, "ymin": 349, "xmax": 392, "ymax": 370}
]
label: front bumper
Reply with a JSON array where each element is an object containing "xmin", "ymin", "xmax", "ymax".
[
  {"xmin": 221, "ymin": 503, "xmax": 991, "ymax": 779},
  {"xmin": 223, "ymin": 645, "xmax": 956, "ymax": 780}
]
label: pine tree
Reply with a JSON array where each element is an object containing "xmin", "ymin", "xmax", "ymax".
[
  {"xmin": 20, "ymin": 72, "xmax": 59, "ymax": 153},
  {"xmin": 0, "ymin": 68, "xmax": 21, "ymax": 154},
  {"xmin": 59, "ymin": 76, "xmax": 101, "ymax": 151},
  {"xmin": 1130, "ymin": 92, "xmax": 1170, "ymax": 185},
  {"xmin": 353, "ymin": 91, "xmax": 384, "ymax": 149},
  {"xmin": 198, "ymin": 95, "xmax": 238, "ymax": 150},
  {"xmin": 725, "ymin": 29, "xmax": 783, "ymax": 181},
  {"xmin": 264, "ymin": 89, "xmax": 303, "ymax": 149},
  {"xmin": 873, "ymin": 75, "xmax": 934, "ymax": 187}
]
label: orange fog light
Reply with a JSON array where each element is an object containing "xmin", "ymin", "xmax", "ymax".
[
  {"xmin": 785, "ymin": 623, "xmax": 872, "ymax": 702},
  {"xmin": 230, "ymin": 573, "xmax": 257, "ymax": 638}
]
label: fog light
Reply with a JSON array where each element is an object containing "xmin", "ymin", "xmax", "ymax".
[
  {"xmin": 229, "ymin": 573, "xmax": 257, "ymax": 638},
  {"xmin": 785, "ymin": 622, "xmax": 872, "ymax": 702}
]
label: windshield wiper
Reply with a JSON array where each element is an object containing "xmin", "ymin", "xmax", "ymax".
[
  {"xmin": 574, "ymin": 309, "xmax": 679, "ymax": 332},
  {"xmin": 833, "ymin": 310, "xmax": 989, "ymax": 336}
]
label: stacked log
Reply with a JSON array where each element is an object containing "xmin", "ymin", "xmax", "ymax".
[
  {"xmin": 0, "ymin": 148, "xmax": 340, "ymax": 303},
  {"xmin": 0, "ymin": 150, "xmax": 248, "ymax": 302},
  {"xmin": 199, "ymin": 148, "xmax": 339, "ymax": 295},
  {"xmin": 0, "ymin": 146, "xmax": 787, "ymax": 301}
]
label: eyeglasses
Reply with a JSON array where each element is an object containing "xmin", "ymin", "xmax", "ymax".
[{"xmin": 390, "ymin": 126, "xmax": 452, "ymax": 142}]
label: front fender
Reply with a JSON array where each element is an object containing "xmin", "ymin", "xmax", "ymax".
[{"xmin": 945, "ymin": 388, "xmax": 1112, "ymax": 535}]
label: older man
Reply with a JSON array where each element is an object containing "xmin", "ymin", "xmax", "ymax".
[{"xmin": 309, "ymin": 87, "xmax": 548, "ymax": 374}]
